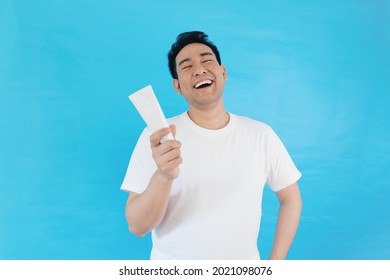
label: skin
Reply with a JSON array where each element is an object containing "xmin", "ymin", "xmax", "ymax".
[
  {"xmin": 172, "ymin": 43, "xmax": 229, "ymax": 129},
  {"xmin": 270, "ymin": 183, "xmax": 302, "ymax": 259},
  {"xmin": 125, "ymin": 43, "xmax": 302, "ymax": 259}
]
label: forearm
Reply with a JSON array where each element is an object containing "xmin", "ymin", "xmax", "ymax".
[
  {"xmin": 269, "ymin": 195, "xmax": 302, "ymax": 259},
  {"xmin": 125, "ymin": 170, "xmax": 173, "ymax": 237}
]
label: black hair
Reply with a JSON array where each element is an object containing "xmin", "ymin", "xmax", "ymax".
[{"xmin": 168, "ymin": 31, "xmax": 221, "ymax": 79}]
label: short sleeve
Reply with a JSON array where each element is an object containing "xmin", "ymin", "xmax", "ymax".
[
  {"xmin": 265, "ymin": 128, "xmax": 302, "ymax": 192},
  {"xmin": 120, "ymin": 128, "xmax": 157, "ymax": 194}
]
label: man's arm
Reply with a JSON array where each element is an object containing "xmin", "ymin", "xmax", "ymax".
[
  {"xmin": 124, "ymin": 125, "xmax": 182, "ymax": 237},
  {"xmin": 269, "ymin": 182, "xmax": 302, "ymax": 260}
]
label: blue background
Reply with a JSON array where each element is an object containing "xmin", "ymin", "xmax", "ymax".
[{"xmin": 1, "ymin": 0, "xmax": 389, "ymax": 259}]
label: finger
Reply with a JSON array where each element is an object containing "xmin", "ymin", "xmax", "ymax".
[
  {"xmin": 159, "ymin": 157, "xmax": 183, "ymax": 174},
  {"xmin": 152, "ymin": 139, "xmax": 181, "ymax": 156},
  {"xmin": 151, "ymin": 140, "xmax": 181, "ymax": 165},
  {"xmin": 154, "ymin": 146, "xmax": 181, "ymax": 167},
  {"xmin": 169, "ymin": 124, "xmax": 177, "ymax": 139},
  {"xmin": 150, "ymin": 127, "xmax": 172, "ymax": 147}
]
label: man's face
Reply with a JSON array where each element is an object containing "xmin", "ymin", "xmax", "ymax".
[{"xmin": 173, "ymin": 43, "xmax": 227, "ymax": 110}]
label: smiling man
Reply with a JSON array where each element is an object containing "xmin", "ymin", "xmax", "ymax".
[{"xmin": 120, "ymin": 31, "xmax": 302, "ymax": 260}]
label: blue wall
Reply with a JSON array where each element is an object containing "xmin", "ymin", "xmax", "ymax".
[{"xmin": 1, "ymin": 0, "xmax": 389, "ymax": 259}]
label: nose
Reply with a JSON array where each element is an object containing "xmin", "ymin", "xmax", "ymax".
[{"xmin": 192, "ymin": 63, "xmax": 207, "ymax": 76}]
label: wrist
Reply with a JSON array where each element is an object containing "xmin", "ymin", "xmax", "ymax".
[{"xmin": 154, "ymin": 169, "xmax": 175, "ymax": 185}]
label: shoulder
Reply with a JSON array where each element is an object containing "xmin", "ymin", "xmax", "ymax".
[
  {"xmin": 231, "ymin": 113, "xmax": 273, "ymax": 133},
  {"xmin": 167, "ymin": 112, "xmax": 186, "ymax": 125}
]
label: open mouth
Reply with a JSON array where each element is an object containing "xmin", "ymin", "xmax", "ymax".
[{"xmin": 194, "ymin": 79, "xmax": 213, "ymax": 89}]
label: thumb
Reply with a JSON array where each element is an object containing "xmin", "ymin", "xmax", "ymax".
[{"xmin": 169, "ymin": 124, "xmax": 177, "ymax": 139}]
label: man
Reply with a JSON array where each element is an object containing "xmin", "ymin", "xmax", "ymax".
[{"xmin": 120, "ymin": 31, "xmax": 302, "ymax": 260}]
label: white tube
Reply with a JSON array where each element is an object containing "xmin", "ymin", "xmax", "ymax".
[{"xmin": 129, "ymin": 85, "xmax": 174, "ymax": 143}]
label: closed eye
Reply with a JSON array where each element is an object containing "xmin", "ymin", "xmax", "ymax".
[{"xmin": 181, "ymin": 65, "xmax": 192, "ymax": 70}]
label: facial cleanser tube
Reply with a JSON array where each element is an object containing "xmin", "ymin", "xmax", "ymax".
[{"xmin": 129, "ymin": 85, "xmax": 174, "ymax": 143}]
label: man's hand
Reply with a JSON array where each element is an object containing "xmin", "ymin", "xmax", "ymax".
[
  {"xmin": 150, "ymin": 125, "xmax": 182, "ymax": 181},
  {"xmin": 125, "ymin": 125, "xmax": 182, "ymax": 236}
]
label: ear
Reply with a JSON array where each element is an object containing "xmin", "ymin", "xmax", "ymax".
[
  {"xmin": 221, "ymin": 64, "xmax": 228, "ymax": 81},
  {"xmin": 172, "ymin": 79, "xmax": 182, "ymax": 94}
]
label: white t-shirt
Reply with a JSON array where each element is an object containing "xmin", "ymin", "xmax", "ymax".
[{"xmin": 120, "ymin": 112, "xmax": 301, "ymax": 260}]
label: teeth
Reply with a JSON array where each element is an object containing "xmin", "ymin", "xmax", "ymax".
[{"xmin": 194, "ymin": 80, "xmax": 212, "ymax": 89}]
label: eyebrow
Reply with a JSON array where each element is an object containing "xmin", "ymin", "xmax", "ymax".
[{"xmin": 177, "ymin": 52, "xmax": 214, "ymax": 67}]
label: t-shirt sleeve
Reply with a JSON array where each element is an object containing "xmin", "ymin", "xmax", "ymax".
[
  {"xmin": 120, "ymin": 128, "xmax": 157, "ymax": 194},
  {"xmin": 265, "ymin": 127, "xmax": 302, "ymax": 192}
]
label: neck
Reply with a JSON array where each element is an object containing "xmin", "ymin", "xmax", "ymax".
[{"xmin": 187, "ymin": 106, "xmax": 230, "ymax": 130}]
